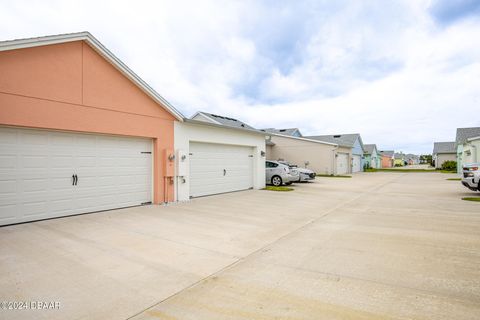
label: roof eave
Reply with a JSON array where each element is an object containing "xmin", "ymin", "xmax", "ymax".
[{"xmin": 269, "ymin": 132, "xmax": 338, "ymax": 146}]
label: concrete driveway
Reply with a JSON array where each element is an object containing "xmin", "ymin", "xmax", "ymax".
[{"xmin": 1, "ymin": 172, "xmax": 479, "ymax": 319}]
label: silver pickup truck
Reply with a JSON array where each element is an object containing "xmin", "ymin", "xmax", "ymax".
[{"xmin": 461, "ymin": 163, "xmax": 480, "ymax": 192}]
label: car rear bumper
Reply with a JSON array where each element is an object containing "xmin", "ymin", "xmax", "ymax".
[{"xmin": 461, "ymin": 178, "xmax": 479, "ymax": 191}]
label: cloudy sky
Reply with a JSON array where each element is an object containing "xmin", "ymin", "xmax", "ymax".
[{"xmin": 1, "ymin": 0, "xmax": 479, "ymax": 154}]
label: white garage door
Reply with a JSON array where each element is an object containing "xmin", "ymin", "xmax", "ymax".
[
  {"xmin": 336, "ymin": 153, "xmax": 349, "ymax": 175},
  {"xmin": 0, "ymin": 127, "xmax": 152, "ymax": 226},
  {"xmin": 189, "ymin": 142, "xmax": 254, "ymax": 197},
  {"xmin": 352, "ymin": 155, "xmax": 362, "ymax": 173}
]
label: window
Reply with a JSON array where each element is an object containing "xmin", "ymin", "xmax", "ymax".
[{"xmin": 266, "ymin": 161, "xmax": 278, "ymax": 168}]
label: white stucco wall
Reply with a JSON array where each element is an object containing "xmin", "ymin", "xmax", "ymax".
[
  {"xmin": 174, "ymin": 121, "xmax": 266, "ymax": 201},
  {"xmin": 434, "ymin": 153, "xmax": 456, "ymax": 168}
]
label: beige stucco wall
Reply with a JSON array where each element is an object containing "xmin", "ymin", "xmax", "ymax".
[
  {"xmin": 266, "ymin": 144, "xmax": 274, "ymax": 159},
  {"xmin": 267, "ymin": 135, "xmax": 339, "ymax": 174},
  {"xmin": 435, "ymin": 153, "xmax": 456, "ymax": 168}
]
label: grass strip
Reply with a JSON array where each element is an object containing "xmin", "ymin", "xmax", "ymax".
[
  {"xmin": 365, "ymin": 168, "xmax": 435, "ymax": 172},
  {"xmin": 461, "ymin": 197, "xmax": 480, "ymax": 202},
  {"xmin": 263, "ymin": 186, "xmax": 294, "ymax": 192},
  {"xmin": 316, "ymin": 174, "xmax": 352, "ymax": 178}
]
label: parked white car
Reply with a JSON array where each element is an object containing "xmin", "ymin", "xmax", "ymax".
[
  {"xmin": 266, "ymin": 160, "xmax": 298, "ymax": 186},
  {"xmin": 278, "ymin": 161, "xmax": 316, "ymax": 182},
  {"xmin": 462, "ymin": 163, "xmax": 480, "ymax": 192}
]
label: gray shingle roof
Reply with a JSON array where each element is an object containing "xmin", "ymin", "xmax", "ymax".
[
  {"xmin": 379, "ymin": 150, "xmax": 394, "ymax": 157},
  {"xmin": 305, "ymin": 133, "xmax": 361, "ymax": 148},
  {"xmin": 192, "ymin": 112, "xmax": 255, "ymax": 130},
  {"xmin": 363, "ymin": 144, "xmax": 377, "ymax": 155},
  {"xmin": 433, "ymin": 142, "xmax": 456, "ymax": 154},
  {"xmin": 456, "ymin": 127, "xmax": 480, "ymax": 145},
  {"xmin": 262, "ymin": 128, "xmax": 302, "ymax": 137}
]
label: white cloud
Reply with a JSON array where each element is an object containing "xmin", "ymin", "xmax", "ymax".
[{"xmin": 0, "ymin": 0, "xmax": 479, "ymax": 154}]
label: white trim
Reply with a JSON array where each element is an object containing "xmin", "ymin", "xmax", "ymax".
[
  {"xmin": 467, "ymin": 136, "xmax": 480, "ymax": 142},
  {"xmin": 190, "ymin": 112, "xmax": 222, "ymax": 125},
  {"xmin": 185, "ymin": 119, "xmax": 266, "ymax": 136},
  {"xmin": 0, "ymin": 32, "xmax": 185, "ymax": 121}
]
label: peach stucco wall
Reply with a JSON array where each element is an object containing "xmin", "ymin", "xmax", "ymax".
[
  {"xmin": 0, "ymin": 41, "xmax": 176, "ymax": 203},
  {"xmin": 381, "ymin": 155, "xmax": 393, "ymax": 168}
]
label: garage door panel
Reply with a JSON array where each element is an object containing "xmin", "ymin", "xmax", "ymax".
[
  {"xmin": 0, "ymin": 155, "xmax": 17, "ymax": 169},
  {"xmin": 20, "ymin": 131, "xmax": 49, "ymax": 145},
  {"xmin": 0, "ymin": 127, "xmax": 18, "ymax": 143},
  {"xmin": 190, "ymin": 142, "xmax": 254, "ymax": 198},
  {"xmin": 336, "ymin": 153, "xmax": 349, "ymax": 175},
  {"xmin": 50, "ymin": 155, "xmax": 76, "ymax": 168},
  {"xmin": 76, "ymin": 156, "xmax": 96, "ymax": 168},
  {"xmin": 21, "ymin": 155, "xmax": 50, "ymax": 169},
  {"xmin": 352, "ymin": 155, "xmax": 361, "ymax": 173},
  {"xmin": 21, "ymin": 200, "xmax": 48, "ymax": 217},
  {"xmin": 50, "ymin": 197, "xmax": 75, "ymax": 212},
  {"xmin": 20, "ymin": 178, "xmax": 51, "ymax": 193},
  {"xmin": 0, "ymin": 179, "xmax": 16, "ymax": 194},
  {"xmin": 0, "ymin": 127, "xmax": 152, "ymax": 226},
  {"xmin": 0, "ymin": 205, "xmax": 17, "ymax": 222}
]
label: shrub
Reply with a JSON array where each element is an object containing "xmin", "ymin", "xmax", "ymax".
[{"xmin": 441, "ymin": 160, "xmax": 457, "ymax": 171}]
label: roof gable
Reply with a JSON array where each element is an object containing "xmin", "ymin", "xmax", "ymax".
[
  {"xmin": 191, "ymin": 111, "xmax": 255, "ymax": 130},
  {"xmin": 433, "ymin": 141, "xmax": 456, "ymax": 154},
  {"xmin": 364, "ymin": 144, "xmax": 378, "ymax": 155},
  {"xmin": 262, "ymin": 128, "xmax": 303, "ymax": 137},
  {"xmin": 0, "ymin": 32, "xmax": 184, "ymax": 121},
  {"xmin": 306, "ymin": 133, "xmax": 362, "ymax": 149}
]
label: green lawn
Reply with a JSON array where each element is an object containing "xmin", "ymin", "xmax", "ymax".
[
  {"xmin": 263, "ymin": 186, "xmax": 294, "ymax": 192},
  {"xmin": 316, "ymin": 174, "xmax": 352, "ymax": 178},
  {"xmin": 446, "ymin": 178, "xmax": 461, "ymax": 181},
  {"xmin": 461, "ymin": 197, "xmax": 480, "ymax": 202},
  {"xmin": 365, "ymin": 168, "xmax": 435, "ymax": 173}
]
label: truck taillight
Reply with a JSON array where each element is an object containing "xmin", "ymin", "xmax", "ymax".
[{"xmin": 464, "ymin": 166, "xmax": 478, "ymax": 171}]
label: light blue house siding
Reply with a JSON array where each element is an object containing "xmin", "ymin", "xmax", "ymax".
[
  {"xmin": 352, "ymin": 138, "xmax": 365, "ymax": 172},
  {"xmin": 364, "ymin": 146, "xmax": 381, "ymax": 168}
]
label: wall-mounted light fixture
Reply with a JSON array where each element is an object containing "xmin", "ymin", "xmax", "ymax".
[{"xmin": 260, "ymin": 151, "xmax": 266, "ymax": 157}]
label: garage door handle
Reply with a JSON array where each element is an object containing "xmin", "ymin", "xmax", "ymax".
[
  {"xmin": 72, "ymin": 174, "xmax": 75, "ymax": 186},
  {"xmin": 75, "ymin": 174, "xmax": 78, "ymax": 186},
  {"xmin": 223, "ymin": 169, "xmax": 226, "ymax": 176}
]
